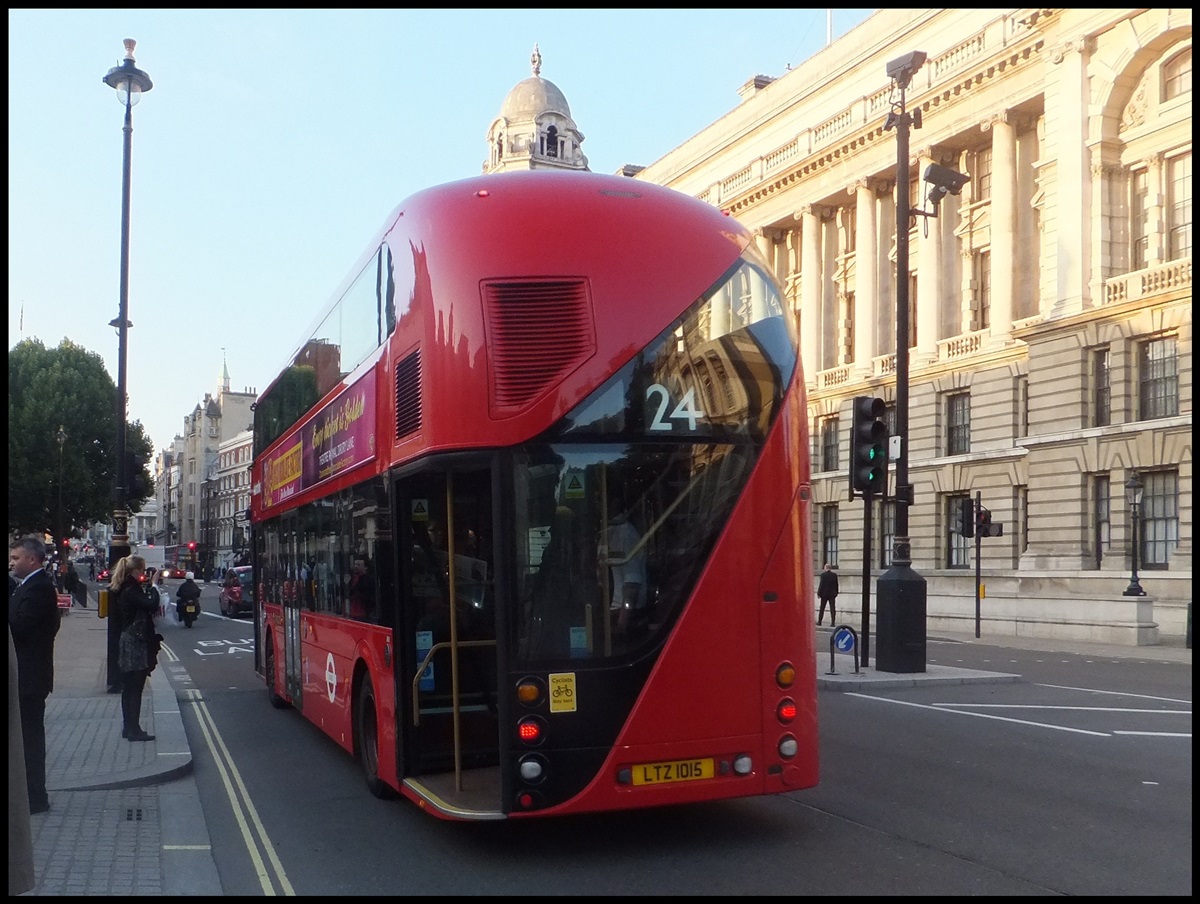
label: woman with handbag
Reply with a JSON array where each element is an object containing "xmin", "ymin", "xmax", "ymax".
[{"xmin": 109, "ymin": 556, "xmax": 157, "ymax": 742}]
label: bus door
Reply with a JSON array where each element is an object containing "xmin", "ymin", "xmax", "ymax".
[
  {"xmin": 393, "ymin": 464, "xmax": 499, "ymax": 782},
  {"xmin": 282, "ymin": 511, "xmax": 304, "ymax": 709}
]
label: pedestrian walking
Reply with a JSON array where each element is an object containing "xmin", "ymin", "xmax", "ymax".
[
  {"xmin": 8, "ymin": 536, "xmax": 61, "ymax": 814},
  {"xmin": 110, "ymin": 556, "xmax": 159, "ymax": 741},
  {"xmin": 817, "ymin": 562, "xmax": 839, "ymax": 626}
]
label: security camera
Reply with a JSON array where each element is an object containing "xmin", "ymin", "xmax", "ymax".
[
  {"xmin": 886, "ymin": 50, "xmax": 927, "ymax": 83},
  {"xmin": 923, "ymin": 163, "xmax": 970, "ymax": 196}
]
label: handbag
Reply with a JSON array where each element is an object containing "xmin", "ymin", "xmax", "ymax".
[{"xmin": 118, "ymin": 619, "xmax": 150, "ymax": 672}]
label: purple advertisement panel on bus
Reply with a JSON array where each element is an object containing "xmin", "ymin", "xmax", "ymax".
[{"xmin": 261, "ymin": 373, "xmax": 376, "ymax": 510}]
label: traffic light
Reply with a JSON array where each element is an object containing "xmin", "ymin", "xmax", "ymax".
[
  {"xmin": 979, "ymin": 508, "xmax": 1004, "ymax": 537},
  {"xmin": 849, "ymin": 395, "xmax": 888, "ymax": 495},
  {"xmin": 959, "ymin": 497, "xmax": 975, "ymax": 538},
  {"xmin": 188, "ymin": 541, "xmax": 197, "ymax": 551}
]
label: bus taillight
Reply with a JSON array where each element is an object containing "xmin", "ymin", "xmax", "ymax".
[
  {"xmin": 517, "ymin": 717, "xmax": 545, "ymax": 744},
  {"xmin": 776, "ymin": 698, "xmax": 797, "ymax": 724}
]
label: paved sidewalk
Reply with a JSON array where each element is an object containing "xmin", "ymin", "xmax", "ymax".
[
  {"xmin": 816, "ymin": 623, "xmax": 1191, "ymax": 689},
  {"xmin": 19, "ymin": 587, "xmax": 222, "ymax": 896}
]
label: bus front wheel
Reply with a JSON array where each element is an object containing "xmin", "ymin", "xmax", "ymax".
[{"xmin": 356, "ymin": 672, "xmax": 393, "ymax": 799}]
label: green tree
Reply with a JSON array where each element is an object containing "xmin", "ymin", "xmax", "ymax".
[{"xmin": 8, "ymin": 338, "xmax": 154, "ymax": 543}]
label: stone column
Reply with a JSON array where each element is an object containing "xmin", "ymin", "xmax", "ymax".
[
  {"xmin": 986, "ymin": 113, "xmax": 1015, "ymax": 338},
  {"xmin": 854, "ymin": 180, "xmax": 878, "ymax": 367},
  {"xmin": 1047, "ymin": 36, "xmax": 1093, "ymax": 317},
  {"xmin": 799, "ymin": 206, "xmax": 822, "ymax": 379}
]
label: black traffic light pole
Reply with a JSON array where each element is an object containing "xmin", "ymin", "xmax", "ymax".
[{"xmin": 975, "ymin": 491, "xmax": 983, "ymax": 638}]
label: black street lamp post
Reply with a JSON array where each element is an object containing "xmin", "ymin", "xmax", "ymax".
[
  {"xmin": 875, "ymin": 51, "xmax": 928, "ymax": 673},
  {"xmin": 56, "ymin": 424, "xmax": 66, "ymax": 547},
  {"xmin": 102, "ymin": 39, "xmax": 152, "ymax": 570},
  {"xmin": 1123, "ymin": 471, "xmax": 1146, "ymax": 597}
]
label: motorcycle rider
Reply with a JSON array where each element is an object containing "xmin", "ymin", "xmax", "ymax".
[{"xmin": 176, "ymin": 572, "xmax": 202, "ymax": 624}]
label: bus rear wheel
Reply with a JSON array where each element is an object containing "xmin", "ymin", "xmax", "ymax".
[
  {"xmin": 356, "ymin": 673, "xmax": 392, "ymax": 799},
  {"xmin": 265, "ymin": 639, "xmax": 288, "ymax": 710}
]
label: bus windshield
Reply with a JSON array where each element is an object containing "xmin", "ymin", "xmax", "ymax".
[{"xmin": 512, "ymin": 250, "xmax": 795, "ymax": 663}]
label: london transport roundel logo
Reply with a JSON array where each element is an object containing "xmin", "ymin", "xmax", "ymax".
[{"xmin": 325, "ymin": 652, "xmax": 337, "ymax": 702}]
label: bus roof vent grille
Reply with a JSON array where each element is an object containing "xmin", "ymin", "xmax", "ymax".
[
  {"xmin": 394, "ymin": 349, "xmax": 421, "ymax": 439},
  {"xmin": 483, "ymin": 279, "xmax": 595, "ymax": 416}
]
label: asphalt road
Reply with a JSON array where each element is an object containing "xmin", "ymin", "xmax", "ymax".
[{"xmin": 165, "ymin": 605, "xmax": 1191, "ymax": 896}]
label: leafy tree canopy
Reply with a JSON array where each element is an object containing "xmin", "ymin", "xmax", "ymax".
[{"xmin": 8, "ymin": 338, "xmax": 154, "ymax": 542}]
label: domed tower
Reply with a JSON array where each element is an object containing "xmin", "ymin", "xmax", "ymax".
[{"xmin": 484, "ymin": 44, "xmax": 589, "ymax": 174}]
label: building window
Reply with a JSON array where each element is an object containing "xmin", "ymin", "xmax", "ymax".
[
  {"xmin": 1092, "ymin": 475, "xmax": 1110, "ymax": 569},
  {"xmin": 947, "ymin": 494, "xmax": 971, "ymax": 568},
  {"xmin": 1141, "ymin": 470, "xmax": 1179, "ymax": 569},
  {"xmin": 821, "ymin": 505, "xmax": 839, "ymax": 568},
  {"xmin": 878, "ymin": 499, "xmax": 895, "ymax": 568},
  {"xmin": 820, "ymin": 416, "xmax": 839, "ymax": 472},
  {"xmin": 1015, "ymin": 374, "xmax": 1029, "ymax": 439},
  {"xmin": 974, "ymin": 249, "xmax": 991, "ymax": 330},
  {"xmin": 1130, "ymin": 168, "xmax": 1149, "ymax": 271},
  {"xmin": 974, "ymin": 147, "xmax": 993, "ymax": 202},
  {"xmin": 1139, "ymin": 336, "xmax": 1178, "ymax": 420},
  {"xmin": 1091, "ymin": 347, "xmax": 1111, "ymax": 427},
  {"xmin": 1163, "ymin": 48, "xmax": 1192, "ymax": 101},
  {"xmin": 1167, "ymin": 153, "xmax": 1191, "ymax": 260},
  {"xmin": 946, "ymin": 392, "xmax": 971, "ymax": 455}
]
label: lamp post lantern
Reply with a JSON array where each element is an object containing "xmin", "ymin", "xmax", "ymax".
[
  {"xmin": 1123, "ymin": 471, "xmax": 1146, "ymax": 597},
  {"xmin": 102, "ymin": 38, "xmax": 152, "ymax": 570}
]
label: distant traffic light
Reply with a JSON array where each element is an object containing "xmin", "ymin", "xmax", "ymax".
[
  {"xmin": 188, "ymin": 541, "xmax": 197, "ymax": 551},
  {"xmin": 849, "ymin": 396, "xmax": 888, "ymax": 495},
  {"xmin": 959, "ymin": 497, "xmax": 975, "ymax": 538}
]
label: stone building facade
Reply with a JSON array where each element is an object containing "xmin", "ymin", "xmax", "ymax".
[{"xmin": 634, "ymin": 8, "xmax": 1192, "ymax": 642}]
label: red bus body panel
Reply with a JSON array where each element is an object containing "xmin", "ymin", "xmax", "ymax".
[{"xmin": 252, "ymin": 171, "xmax": 816, "ymax": 819}]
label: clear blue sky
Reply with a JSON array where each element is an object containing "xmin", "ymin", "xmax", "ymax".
[{"xmin": 8, "ymin": 8, "xmax": 875, "ymax": 454}]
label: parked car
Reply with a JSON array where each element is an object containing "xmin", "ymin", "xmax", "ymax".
[{"xmin": 219, "ymin": 566, "xmax": 254, "ymax": 618}]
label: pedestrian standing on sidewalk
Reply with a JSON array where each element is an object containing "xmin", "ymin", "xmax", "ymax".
[
  {"xmin": 110, "ymin": 556, "xmax": 157, "ymax": 742},
  {"xmin": 8, "ymin": 626, "xmax": 36, "ymax": 893},
  {"xmin": 816, "ymin": 562, "xmax": 839, "ymax": 626},
  {"xmin": 8, "ymin": 536, "xmax": 60, "ymax": 815}
]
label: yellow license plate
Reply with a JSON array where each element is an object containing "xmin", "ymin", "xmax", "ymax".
[{"xmin": 631, "ymin": 758, "xmax": 715, "ymax": 786}]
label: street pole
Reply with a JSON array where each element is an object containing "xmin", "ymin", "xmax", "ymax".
[
  {"xmin": 103, "ymin": 39, "xmax": 152, "ymax": 571},
  {"xmin": 875, "ymin": 52, "xmax": 928, "ymax": 673}
]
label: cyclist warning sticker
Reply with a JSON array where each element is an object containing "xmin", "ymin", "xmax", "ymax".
[
  {"xmin": 564, "ymin": 470, "xmax": 585, "ymax": 499},
  {"xmin": 548, "ymin": 672, "xmax": 577, "ymax": 713}
]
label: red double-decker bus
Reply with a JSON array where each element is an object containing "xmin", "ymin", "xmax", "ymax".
[{"xmin": 250, "ymin": 170, "xmax": 817, "ymax": 820}]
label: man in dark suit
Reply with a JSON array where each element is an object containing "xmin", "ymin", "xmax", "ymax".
[{"xmin": 8, "ymin": 536, "xmax": 61, "ymax": 814}]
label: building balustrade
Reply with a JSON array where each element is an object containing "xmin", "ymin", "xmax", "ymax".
[{"xmin": 1103, "ymin": 257, "xmax": 1191, "ymax": 306}]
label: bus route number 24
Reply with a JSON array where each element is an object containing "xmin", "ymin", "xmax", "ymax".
[{"xmin": 646, "ymin": 384, "xmax": 706, "ymax": 432}]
